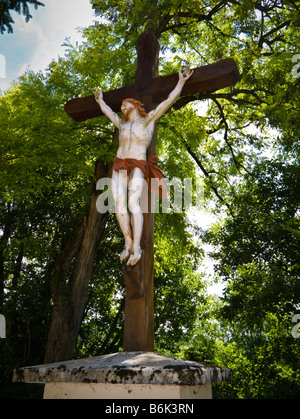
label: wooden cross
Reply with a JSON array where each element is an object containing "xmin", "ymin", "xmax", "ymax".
[{"xmin": 65, "ymin": 30, "xmax": 240, "ymax": 352}]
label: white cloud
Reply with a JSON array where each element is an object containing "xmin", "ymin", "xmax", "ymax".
[
  {"xmin": 12, "ymin": 15, "xmax": 47, "ymax": 76},
  {"xmin": 23, "ymin": 0, "xmax": 95, "ymax": 72}
]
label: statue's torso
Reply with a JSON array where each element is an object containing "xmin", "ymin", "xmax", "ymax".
[{"xmin": 117, "ymin": 118, "xmax": 154, "ymax": 160}]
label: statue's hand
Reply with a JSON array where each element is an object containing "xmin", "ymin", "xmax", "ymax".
[
  {"xmin": 179, "ymin": 65, "xmax": 193, "ymax": 82},
  {"xmin": 94, "ymin": 90, "xmax": 103, "ymax": 102}
]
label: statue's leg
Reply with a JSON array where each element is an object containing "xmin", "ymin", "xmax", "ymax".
[
  {"xmin": 127, "ymin": 168, "xmax": 145, "ymax": 266},
  {"xmin": 112, "ymin": 170, "xmax": 133, "ymax": 261}
]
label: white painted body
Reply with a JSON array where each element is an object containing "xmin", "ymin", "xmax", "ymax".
[{"xmin": 95, "ymin": 68, "xmax": 193, "ymax": 265}]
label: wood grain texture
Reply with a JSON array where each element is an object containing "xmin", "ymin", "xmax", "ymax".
[{"xmin": 64, "ymin": 58, "xmax": 240, "ymax": 122}]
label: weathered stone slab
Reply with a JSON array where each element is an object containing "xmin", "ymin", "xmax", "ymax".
[
  {"xmin": 13, "ymin": 351, "xmax": 232, "ymax": 387},
  {"xmin": 43, "ymin": 382, "xmax": 213, "ymax": 399}
]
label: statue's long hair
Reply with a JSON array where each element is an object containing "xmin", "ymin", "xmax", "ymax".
[{"xmin": 122, "ymin": 98, "xmax": 148, "ymax": 121}]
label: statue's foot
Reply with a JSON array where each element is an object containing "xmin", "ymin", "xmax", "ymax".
[
  {"xmin": 120, "ymin": 245, "xmax": 131, "ymax": 261},
  {"xmin": 127, "ymin": 248, "xmax": 142, "ymax": 266}
]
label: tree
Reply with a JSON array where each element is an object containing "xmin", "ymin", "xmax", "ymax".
[
  {"xmin": 202, "ymin": 159, "xmax": 300, "ymax": 397},
  {"xmin": 0, "ymin": 62, "xmax": 118, "ymax": 363},
  {"xmin": 207, "ymin": 160, "xmax": 300, "ymax": 324},
  {"xmin": 1, "ymin": 0, "xmax": 300, "ymax": 398},
  {"xmin": 0, "ymin": 0, "xmax": 44, "ymax": 34}
]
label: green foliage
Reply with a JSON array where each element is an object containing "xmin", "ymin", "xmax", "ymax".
[
  {"xmin": 208, "ymin": 160, "xmax": 300, "ymax": 325},
  {"xmin": 213, "ymin": 313, "xmax": 300, "ymax": 399},
  {"xmin": 204, "ymin": 159, "xmax": 300, "ymax": 398}
]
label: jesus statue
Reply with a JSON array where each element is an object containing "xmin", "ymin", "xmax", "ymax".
[{"xmin": 95, "ymin": 66, "xmax": 193, "ymax": 266}]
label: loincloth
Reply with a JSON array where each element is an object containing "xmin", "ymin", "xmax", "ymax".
[{"xmin": 112, "ymin": 155, "xmax": 167, "ymax": 199}]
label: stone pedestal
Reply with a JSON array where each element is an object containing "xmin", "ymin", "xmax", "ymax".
[{"xmin": 13, "ymin": 352, "xmax": 232, "ymax": 399}]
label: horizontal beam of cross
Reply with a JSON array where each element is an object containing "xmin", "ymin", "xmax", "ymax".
[{"xmin": 64, "ymin": 58, "xmax": 240, "ymax": 122}]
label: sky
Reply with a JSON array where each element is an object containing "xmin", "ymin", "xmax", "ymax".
[{"xmin": 0, "ymin": 0, "xmax": 95, "ymax": 91}]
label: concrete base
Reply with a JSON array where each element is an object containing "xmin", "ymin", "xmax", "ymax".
[
  {"xmin": 13, "ymin": 351, "xmax": 232, "ymax": 400},
  {"xmin": 43, "ymin": 382, "xmax": 212, "ymax": 399}
]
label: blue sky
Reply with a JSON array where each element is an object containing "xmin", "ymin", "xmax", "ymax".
[{"xmin": 0, "ymin": 0, "xmax": 95, "ymax": 91}]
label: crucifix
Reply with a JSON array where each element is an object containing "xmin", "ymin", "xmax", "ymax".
[{"xmin": 65, "ymin": 30, "xmax": 240, "ymax": 352}]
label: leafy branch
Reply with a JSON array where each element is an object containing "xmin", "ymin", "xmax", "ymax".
[
  {"xmin": 211, "ymin": 98, "xmax": 251, "ymax": 174},
  {"xmin": 161, "ymin": 121, "xmax": 234, "ymax": 215}
]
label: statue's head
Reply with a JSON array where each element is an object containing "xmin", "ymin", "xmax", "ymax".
[{"xmin": 121, "ymin": 98, "xmax": 148, "ymax": 121}]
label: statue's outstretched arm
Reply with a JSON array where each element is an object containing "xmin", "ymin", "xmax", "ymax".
[
  {"xmin": 147, "ymin": 67, "xmax": 194, "ymax": 123},
  {"xmin": 95, "ymin": 91, "xmax": 121, "ymax": 129}
]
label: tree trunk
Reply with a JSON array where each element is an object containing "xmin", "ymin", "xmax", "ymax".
[{"xmin": 44, "ymin": 158, "xmax": 109, "ymax": 363}]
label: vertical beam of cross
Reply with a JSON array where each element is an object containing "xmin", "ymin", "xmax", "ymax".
[{"xmin": 122, "ymin": 31, "xmax": 160, "ymax": 352}]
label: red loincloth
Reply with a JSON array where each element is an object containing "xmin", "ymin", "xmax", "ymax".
[{"xmin": 112, "ymin": 155, "xmax": 167, "ymax": 199}]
